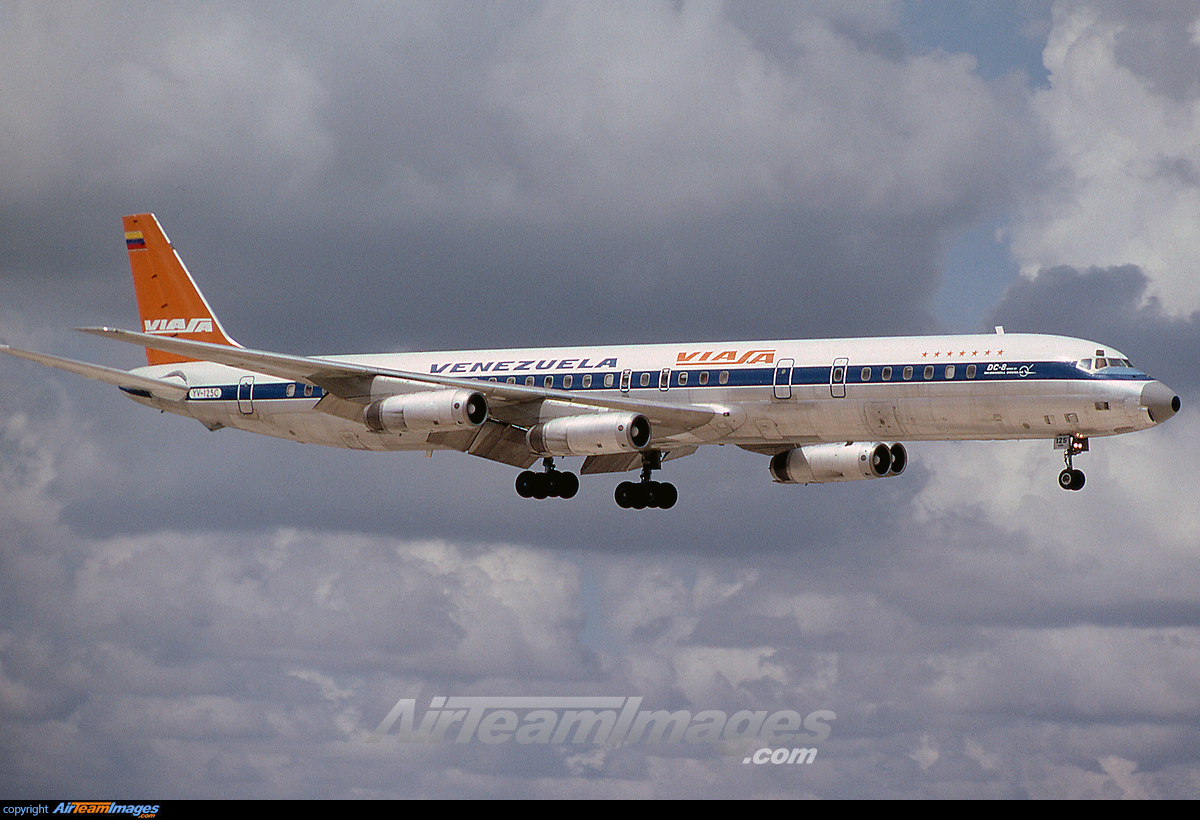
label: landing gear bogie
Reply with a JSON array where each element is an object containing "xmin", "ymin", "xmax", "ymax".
[
  {"xmin": 615, "ymin": 480, "xmax": 676, "ymax": 509},
  {"xmin": 614, "ymin": 450, "xmax": 678, "ymax": 510},
  {"xmin": 516, "ymin": 458, "xmax": 579, "ymax": 501}
]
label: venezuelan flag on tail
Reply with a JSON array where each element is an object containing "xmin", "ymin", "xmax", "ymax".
[{"xmin": 122, "ymin": 213, "xmax": 240, "ymax": 365}]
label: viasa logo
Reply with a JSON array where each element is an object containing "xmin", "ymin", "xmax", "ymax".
[
  {"xmin": 676, "ymin": 349, "xmax": 775, "ymax": 366},
  {"xmin": 144, "ymin": 318, "xmax": 214, "ymax": 334}
]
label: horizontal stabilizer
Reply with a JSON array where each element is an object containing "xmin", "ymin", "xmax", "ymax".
[{"xmin": 1, "ymin": 344, "xmax": 189, "ymax": 402}]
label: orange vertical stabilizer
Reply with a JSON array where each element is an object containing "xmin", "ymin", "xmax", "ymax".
[{"xmin": 122, "ymin": 213, "xmax": 240, "ymax": 365}]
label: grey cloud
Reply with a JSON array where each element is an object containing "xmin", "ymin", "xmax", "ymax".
[
  {"xmin": 0, "ymin": 0, "xmax": 1035, "ymax": 408},
  {"xmin": 985, "ymin": 264, "xmax": 1200, "ymax": 397},
  {"xmin": 1108, "ymin": 3, "xmax": 1200, "ymax": 102},
  {"xmin": 1153, "ymin": 155, "xmax": 1200, "ymax": 188}
]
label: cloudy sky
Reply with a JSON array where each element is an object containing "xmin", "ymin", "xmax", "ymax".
[{"xmin": 3, "ymin": 0, "xmax": 1200, "ymax": 799}]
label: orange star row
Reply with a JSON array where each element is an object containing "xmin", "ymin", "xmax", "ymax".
[{"xmin": 921, "ymin": 350, "xmax": 1003, "ymax": 357}]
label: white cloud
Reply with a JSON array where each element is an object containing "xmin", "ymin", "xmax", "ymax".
[
  {"xmin": 1011, "ymin": 1, "xmax": 1200, "ymax": 313},
  {"xmin": 481, "ymin": 2, "xmax": 1026, "ymax": 224},
  {"xmin": 909, "ymin": 733, "xmax": 939, "ymax": 771},
  {"xmin": 910, "ymin": 409, "xmax": 1200, "ymax": 609}
]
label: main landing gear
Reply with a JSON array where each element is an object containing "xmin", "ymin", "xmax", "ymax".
[
  {"xmin": 1056, "ymin": 434, "xmax": 1088, "ymax": 491},
  {"xmin": 516, "ymin": 458, "xmax": 579, "ymax": 500},
  {"xmin": 515, "ymin": 452, "xmax": 679, "ymax": 509},
  {"xmin": 615, "ymin": 451, "xmax": 678, "ymax": 510}
]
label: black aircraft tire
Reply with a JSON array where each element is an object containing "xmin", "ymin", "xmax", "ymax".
[
  {"xmin": 657, "ymin": 482, "xmax": 678, "ymax": 509},
  {"xmin": 615, "ymin": 482, "xmax": 635, "ymax": 508},
  {"xmin": 556, "ymin": 471, "xmax": 579, "ymax": 499},
  {"xmin": 516, "ymin": 471, "xmax": 536, "ymax": 498}
]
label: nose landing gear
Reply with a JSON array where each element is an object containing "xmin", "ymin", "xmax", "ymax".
[{"xmin": 1055, "ymin": 434, "xmax": 1088, "ymax": 491}]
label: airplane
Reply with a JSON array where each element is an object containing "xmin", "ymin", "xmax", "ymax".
[{"xmin": 1, "ymin": 214, "xmax": 1182, "ymax": 509}]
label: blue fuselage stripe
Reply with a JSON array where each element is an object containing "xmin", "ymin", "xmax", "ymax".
[{"xmin": 180, "ymin": 363, "xmax": 1148, "ymax": 401}]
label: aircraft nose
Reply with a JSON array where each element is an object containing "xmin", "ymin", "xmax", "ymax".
[{"xmin": 1140, "ymin": 380, "xmax": 1181, "ymax": 424}]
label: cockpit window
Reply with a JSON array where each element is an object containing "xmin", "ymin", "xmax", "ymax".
[{"xmin": 1079, "ymin": 357, "xmax": 1139, "ymax": 372}]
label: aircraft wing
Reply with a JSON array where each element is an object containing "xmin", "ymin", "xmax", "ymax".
[
  {"xmin": 1, "ymin": 343, "xmax": 189, "ymax": 402},
  {"xmin": 75, "ymin": 327, "xmax": 722, "ymax": 433}
]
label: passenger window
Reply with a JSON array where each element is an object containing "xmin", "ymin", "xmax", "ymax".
[
  {"xmin": 966, "ymin": 364, "xmax": 976, "ymax": 379},
  {"xmin": 563, "ymin": 375, "xmax": 573, "ymax": 389},
  {"xmin": 924, "ymin": 365, "xmax": 934, "ymax": 380},
  {"xmin": 526, "ymin": 376, "xmax": 535, "ymax": 386},
  {"xmin": 945, "ymin": 365, "xmax": 955, "ymax": 379},
  {"xmin": 861, "ymin": 367, "xmax": 871, "ymax": 381},
  {"xmin": 544, "ymin": 376, "xmax": 553, "ymax": 388},
  {"xmin": 699, "ymin": 371, "xmax": 709, "ymax": 385},
  {"xmin": 903, "ymin": 366, "xmax": 913, "ymax": 381},
  {"xmin": 882, "ymin": 366, "xmax": 892, "ymax": 381},
  {"xmin": 286, "ymin": 383, "xmax": 296, "ymax": 397},
  {"xmin": 832, "ymin": 367, "xmax": 844, "ymax": 382},
  {"xmin": 304, "ymin": 384, "xmax": 314, "ymax": 397},
  {"xmin": 640, "ymin": 372, "xmax": 651, "ymax": 387},
  {"xmin": 506, "ymin": 377, "xmax": 516, "ymax": 384},
  {"xmin": 582, "ymin": 374, "xmax": 592, "ymax": 388},
  {"xmin": 678, "ymin": 372, "xmax": 688, "ymax": 386},
  {"xmin": 719, "ymin": 371, "xmax": 729, "ymax": 385},
  {"xmin": 606, "ymin": 373, "xmax": 616, "ymax": 388}
]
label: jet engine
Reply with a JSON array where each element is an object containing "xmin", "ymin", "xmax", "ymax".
[
  {"xmin": 363, "ymin": 389, "xmax": 488, "ymax": 433},
  {"xmin": 769, "ymin": 442, "xmax": 907, "ymax": 484},
  {"xmin": 527, "ymin": 413, "xmax": 651, "ymax": 456}
]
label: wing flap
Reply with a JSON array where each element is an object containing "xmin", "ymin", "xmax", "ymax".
[
  {"xmin": 465, "ymin": 421, "xmax": 540, "ymax": 469},
  {"xmin": 581, "ymin": 446, "xmax": 698, "ymax": 474}
]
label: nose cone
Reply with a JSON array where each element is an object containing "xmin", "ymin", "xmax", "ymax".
[{"xmin": 1141, "ymin": 380, "xmax": 1181, "ymax": 424}]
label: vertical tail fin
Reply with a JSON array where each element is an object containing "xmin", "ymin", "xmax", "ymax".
[{"xmin": 123, "ymin": 213, "xmax": 240, "ymax": 365}]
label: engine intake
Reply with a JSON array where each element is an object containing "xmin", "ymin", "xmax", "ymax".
[
  {"xmin": 363, "ymin": 389, "xmax": 488, "ymax": 433},
  {"xmin": 527, "ymin": 413, "xmax": 651, "ymax": 456},
  {"xmin": 770, "ymin": 442, "xmax": 907, "ymax": 484}
]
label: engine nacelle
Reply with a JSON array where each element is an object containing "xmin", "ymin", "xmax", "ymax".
[
  {"xmin": 363, "ymin": 389, "xmax": 488, "ymax": 433},
  {"xmin": 527, "ymin": 413, "xmax": 651, "ymax": 457},
  {"xmin": 769, "ymin": 442, "xmax": 907, "ymax": 484}
]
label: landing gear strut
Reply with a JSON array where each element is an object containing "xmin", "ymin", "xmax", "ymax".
[
  {"xmin": 1055, "ymin": 434, "xmax": 1088, "ymax": 491},
  {"xmin": 516, "ymin": 458, "xmax": 579, "ymax": 500},
  {"xmin": 615, "ymin": 450, "xmax": 678, "ymax": 509}
]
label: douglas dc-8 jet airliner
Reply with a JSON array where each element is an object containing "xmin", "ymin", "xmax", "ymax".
[{"xmin": 1, "ymin": 214, "xmax": 1181, "ymax": 508}]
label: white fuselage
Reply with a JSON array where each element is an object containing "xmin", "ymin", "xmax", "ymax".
[{"xmin": 124, "ymin": 332, "xmax": 1165, "ymax": 453}]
